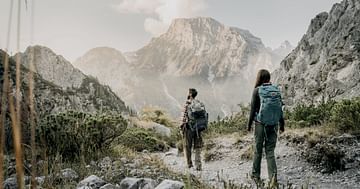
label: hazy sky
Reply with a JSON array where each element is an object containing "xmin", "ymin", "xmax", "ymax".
[{"xmin": 0, "ymin": 0, "xmax": 341, "ymax": 62}]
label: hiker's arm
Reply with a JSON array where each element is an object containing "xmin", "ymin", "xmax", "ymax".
[
  {"xmin": 279, "ymin": 101, "xmax": 285, "ymax": 132},
  {"xmin": 279, "ymin": 112, "xmax": 285, "ymax": 132},
  {"xmin": 247, "ymin": 88, "xmax": 259, "ymax": 131}
]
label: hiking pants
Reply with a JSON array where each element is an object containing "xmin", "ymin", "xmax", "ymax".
[
  {"xmin": 252, "ymin": 122, "xmax": 278, "ymax": 180},
  {"xmin": 183, "ymin": 126, "xmax": 203, "ymax": 168}
]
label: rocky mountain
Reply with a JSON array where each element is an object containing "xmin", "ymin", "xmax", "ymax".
[
  {"xmin": 74, "ymin": 17, "xmax": 289, "ymax": 118},
  {"xmin": 273, "ymin": 0, "xmax": 360, "ymax": 107},
  {"xmin": 73, "ymin": 47, "xmax": 131, "ymax": 90},
  {"xmin": 272, "ymin": 40, "xmax": 294, "ymax": 59},
  {"xmin": 1, "ymin": 48, "xmax": 127, "ymax": 149}
]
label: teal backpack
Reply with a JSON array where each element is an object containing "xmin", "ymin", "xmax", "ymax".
[{"xmin": 256, "ymin": 84, "xmax": 282, "ymax": 126}]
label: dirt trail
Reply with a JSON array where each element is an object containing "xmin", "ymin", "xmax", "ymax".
[{"xmin": 156, "ymin": 134, "xmax": 359, "ymax": 189}]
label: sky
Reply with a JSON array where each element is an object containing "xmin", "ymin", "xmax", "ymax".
[{"xmin": 0, "ymin": 0, "xmax": 341, "ymax": 62}]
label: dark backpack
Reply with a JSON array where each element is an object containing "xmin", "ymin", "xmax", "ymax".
[
  {"xmin": 256, "ymin": 84, "xmax": 282, "ymax": 126},
  {"xmin": 188, "ymin": 99, "xmax": 209, "ymax": 132}
]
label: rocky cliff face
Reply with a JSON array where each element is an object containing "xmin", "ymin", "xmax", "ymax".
[
  {"xmin": 19, "ymin": 46, "xmax": 85, "ymax": 89},
  {"xmin": 75, "ymin": 17, "xmax": 289, "ymax": 118},
  {"xmin": 274, "ymin": 0, "xmax": 360, "ymax": 107}
]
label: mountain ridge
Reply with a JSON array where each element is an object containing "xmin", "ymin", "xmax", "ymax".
[{"xmin": 273, "ymin": 0, "xmax": 360, "ymax": 107}]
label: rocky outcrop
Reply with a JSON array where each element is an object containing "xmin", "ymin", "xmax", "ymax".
[
  {"xmin": 19, "ymin": 46, "xmax": 85, "ymax": 89},
  {"xmin": 273, "ymin": 0, "xmax": 360, "ymax": 107}
]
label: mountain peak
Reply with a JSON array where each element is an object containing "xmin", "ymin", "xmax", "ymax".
[
  {"xmin": 280, "ymin": 40, "xmax": 293, "ymax": 49},
  {"xmin": 166, "ymin": 17, "xmax": 225, "ymax": 36}
]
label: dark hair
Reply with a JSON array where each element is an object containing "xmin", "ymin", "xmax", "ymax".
[
  {"xmin": 189, "ymin": 88, "xmax": 198, "ymax": 98},
  {"xmin": 254, "ymin": 69, "xmax": 271, "ymax": 88}
]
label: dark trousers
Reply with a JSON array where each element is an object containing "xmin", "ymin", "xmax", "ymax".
[
  {"xmin": 183, "ymin": 126, "xmax": 202, "ymax": 168},
  {"xmin": 252, "ymin": 122, "xmax": 278, "ymax": 180}
]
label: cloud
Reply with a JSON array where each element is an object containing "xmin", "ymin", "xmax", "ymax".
[{"xmin": 116, "ymin": 0, "xmax": 207, "ymax": 36}]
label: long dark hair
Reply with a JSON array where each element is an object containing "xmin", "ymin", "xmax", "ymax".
[{"xmin": 254, "ymin": 69, "xmax": 271, "ymax": 88}]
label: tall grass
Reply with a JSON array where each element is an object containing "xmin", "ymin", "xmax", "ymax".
[{"xmin": 0, "ymin": 0, "xmax": 15, "ymax": 188}]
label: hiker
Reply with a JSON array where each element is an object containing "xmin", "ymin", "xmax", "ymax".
[
  {"xmin": 180, "ymin": 88, "xmax": 208, "ymax": 171},
  {"xmin": 247, "ymin": 69, "xmax": 285, "ymax": 186}
]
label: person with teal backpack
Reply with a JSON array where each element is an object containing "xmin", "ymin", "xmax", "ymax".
[{"xmin": 247, "ymin": 69, "xmax": 285, "ymax": 187}]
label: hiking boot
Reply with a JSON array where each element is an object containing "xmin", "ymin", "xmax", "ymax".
[
  {"xmin": 195, "ymin": 166, "xmax": 202, "ymax": 171},
  {"xmin": 269, "ymin": 175, "xmax": 279, "ymax": 189},
  {"xmin": 250, "ymin": 175, "xmax": 261, "ymax": 186},
  {"xmin": 187, "ymin": 162, "xmax": 193, "ymax": 169}
]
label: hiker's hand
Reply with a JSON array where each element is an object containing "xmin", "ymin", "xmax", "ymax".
[
  {"xmin": 180, "ymin": 124, "xmax": 186, "ymax": 130},
  {"xmin": 280, "ymin": 125, "xmax": 285, "ymax": 133}
]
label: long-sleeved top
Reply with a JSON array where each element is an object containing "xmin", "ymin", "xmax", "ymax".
[
  {"xmin": 181, "ymin": 99, "xmax": 192, "ymax": 127},
  {"xmin": 247, "ymin": 87, "xmax": 285, "ymax": 128}
]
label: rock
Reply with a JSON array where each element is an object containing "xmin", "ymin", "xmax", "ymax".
[
  {"xmin": 99, "ymin": 157, "xmax": 112, "ymax": 169},
  {"xmin": 135, "ymin": 121, "xmax": 171, "ymax": 138},
  {"xmin": 119, "ymin": 177, "xmax": 158, "ymax": 189},
  {"xmin": 60, "ymin": 168, "xmax": 79, "ymax": 181},
  {"xmin": 120, "ymin": 158, "xmax": 128, "ymax": 164},
  {"xmin": 155, "ymin": 180, "xmax": 185, "ymax": 189},
  {"xmin": 100, "ymin": 183, "xmax": 119, "ymax": 189},
  {"xmin": 3, "ymin": 178, "xmax": 17, "ymax": 189},
  {"xmin": 35, "ymin": 176, "xmax": 46, "ymax": 186},
  {"xmin": 77, "ymin": 175, "xmax": 107, "ymax": 189},
  {"xmin": 3, "ymin": 176, "xmax": 31, "ymax": 189}
]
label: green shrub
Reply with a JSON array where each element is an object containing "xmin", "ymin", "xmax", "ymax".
[
  {"xmin": 287, "ymin": 100, "xmax": 335, "ymax": 128},
  {"xmin": 206, "ymin": 112, "xmax": 248, "ymax": 137},
  {"xmin": 113, "ymin": 127, "xmax": 169, "ymax": 152},
  {"xmin": 140, "ymin": 106, "xmax": 175, "ymax": 128},
  {"xmin": 38, "ymin": 111, "xmax": 127, "ymax": 161},
  {"xmin": 330, "ymin": 98, "xmax": 360, "ymax": 133}
]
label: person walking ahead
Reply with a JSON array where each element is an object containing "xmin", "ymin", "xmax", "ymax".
[
  {"xmin": 247, "ymin": 69, "xmax": 285, "ymax": 186},
  {"xmin": 180, "ymin": 88, "xmax": 208, "ymax": 171}
]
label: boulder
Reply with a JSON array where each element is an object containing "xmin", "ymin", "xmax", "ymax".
[
  {"xmin": 3, "ymin": 176, "xmax": 31, "ymax": 189},
  {"xmin": 155, "ymin": 180, "xmax": 184, "ymax": 189},
  {"xmin": 60, "ymin": 168, "xmax": 79, "ymax": 181},
  {"xmin": 100, "ymin": 183, "xmax": 119, "ymax": 189},
  {"xmin": 119, "ymin": 177, "xmax": 158, "ymax": 189},
  {"xmin": 135, "ymin": 121, "xmax": 171, "ymax": 138},
  {"xmin": 77, "ymin": 175, "xmax": 107, "ymax": 189}
]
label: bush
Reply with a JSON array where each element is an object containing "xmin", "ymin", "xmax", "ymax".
[
  {"xmin": 139, "ymin": 106, "xmax": 175, "ymax": 128},
  {"xmin": 206, "ymin": 112, "xmax": 248, "ymax": 137},
  {"xmin": 113, "ymin": 127, "xmax": 169, "ymax": 152},
  {"xmin": 286, "ymin": 100, "xmax": 336, "ymax": 128},
  {"xmin": 330, "ymin": 98, "xmax": 360, "ymax": 133},
  {"xmin": 38, "ymin": 111, "xmax": 127, "ymax": 161}
]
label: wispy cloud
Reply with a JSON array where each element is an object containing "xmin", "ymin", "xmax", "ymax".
[{"xmin": 115, "ymin": 0, "xmax": 207, "ymax": 36}]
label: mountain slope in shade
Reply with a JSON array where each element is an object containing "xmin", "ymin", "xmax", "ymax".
[
  {"xmin": 1, "ymin": 49, "xmax": 127, "ymax": 150},
  {"xmin": 273, "ymin": 0, "xmax": 360, "ymax": 107},
  {"xmin": 14, "ymin": 46, "xmax": 128, "ymax": 114},
  {"xmin": 19, "ymin": 46, "xmax": 85, "ymax": 89}
]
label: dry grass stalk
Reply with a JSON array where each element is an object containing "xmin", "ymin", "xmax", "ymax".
[
  {"xmin": 0, "ymin": 0, "xmax": 15, "ymax": 188},
  {"xmin": 11, "ymin": 0, "xmax": 25, "ymax": 188}
]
